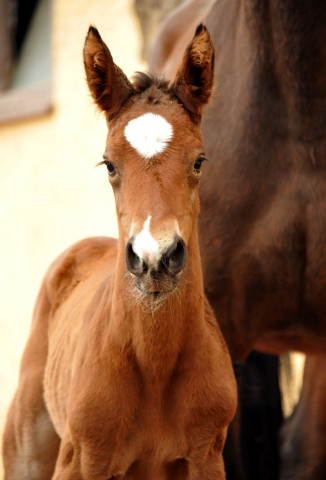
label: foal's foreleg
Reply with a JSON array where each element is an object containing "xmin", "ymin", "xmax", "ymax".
[{"xmin": 2, "ymin": 280, "xmax": 61, "ymax": 480}]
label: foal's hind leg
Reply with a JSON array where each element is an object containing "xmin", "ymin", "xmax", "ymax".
[
  {"xmin": 2, "ymin": 280, "xmax": 61, "ymax": 480},
  {"xmin": 2, "ymin": 378, "xmax": 61, "ymax": 480}
]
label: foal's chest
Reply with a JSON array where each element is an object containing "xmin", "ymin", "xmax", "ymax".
[{"xmin": 64, "ymin": 340, "xmax": 227, "ymax": 478}]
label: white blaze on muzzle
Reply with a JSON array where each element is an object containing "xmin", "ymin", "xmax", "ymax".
[
  {"xmin": 132, "ymin": 216, "xmax": 160, "ymax": 265},
  {"xmin": 124, "ymin": 113, "xmax": 173, "ymax": 158}
]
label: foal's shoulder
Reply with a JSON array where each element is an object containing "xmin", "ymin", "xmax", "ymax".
[{"xmin": 43, "ymin": 236, "xmax": 118, "ymax": 313}]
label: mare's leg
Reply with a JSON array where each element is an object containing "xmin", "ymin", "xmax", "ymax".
[
  {"xmin": 280, "ymin": 354, "xmax": 326, "ymax": 480},
  {"xmin": 240, "ymin": 352, "xmax": 283, "ymax": 480},
  {"xmin": 224, "ymin": 352, "xmax": 283, "ymax": 480},
  {"xmin": 222, "ymin": 406, "xmax": 245, "ymax": 480},
  {"xmin": 2, "ymin": 280, "xmax": 61, "ymax": 480}
]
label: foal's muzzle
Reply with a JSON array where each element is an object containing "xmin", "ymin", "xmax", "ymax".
[{"xmin": 125, "ymin": 235, "xmax": 188, "ymax": 278}]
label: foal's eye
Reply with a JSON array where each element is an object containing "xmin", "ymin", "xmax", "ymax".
[
  {"xmin": 105, "ymin": 161, "xmax": 117, "ymax": 176},
  {"xmin": 98, "ymin": 159, "xmax": 117, "ymax": 177},
  {"xmin": 192, "ymin": 157, "xmax": 205, "ymax": 174}
]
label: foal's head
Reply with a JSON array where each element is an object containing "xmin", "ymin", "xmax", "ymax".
[{"xmin": 83, "ymin": 25, "xmax": 214, "ymax": 299}]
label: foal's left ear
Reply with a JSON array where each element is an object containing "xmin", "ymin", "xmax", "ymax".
[
  {"xmin": 83, "ymin": 26, "xmax": 134, "ymax": 120},
  {"xmin": 171, "ymin": 24, "xmax": 215, "ymax": 122}
]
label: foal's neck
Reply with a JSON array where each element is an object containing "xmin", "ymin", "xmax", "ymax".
[{"xmin": 112, "ymin": 229, "xmax": 204, "ymax": 379}]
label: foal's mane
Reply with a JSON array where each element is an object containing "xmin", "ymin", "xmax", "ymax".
[
  {"xmin": 110, "ymin": 72, "xmax": 174, "ymax": 115},
  {"xmin": 131, "ymin": 70, "xmax": 207, "ymax": 123},
  {"xmin": 132, "ymin": 71, "xmax": 171, "ymax": 94},
  {"xmin": 130, "ymin": 71, "xmax": 182, "ymax": 108}
]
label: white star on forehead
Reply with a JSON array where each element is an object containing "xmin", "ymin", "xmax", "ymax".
[{"xmin": 124, "ymin": 113, "xmax": 173, "ymax": 159}]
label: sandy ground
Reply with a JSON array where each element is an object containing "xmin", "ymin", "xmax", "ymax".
[{"xmin": 0, "ymin": 1, "xmax": 145, "ymax": 476}]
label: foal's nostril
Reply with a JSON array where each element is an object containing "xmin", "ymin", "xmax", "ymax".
[
  {"xmin": 125, "ymin": 238, "xmax": 143, "ymax": 276},
  {"xmin": 163, "ymin": 236, "xmax": 188, "ymax": 275},
  {"xmin": 126, "ymin": 235, "xmax": 187, "ymax": 277}
]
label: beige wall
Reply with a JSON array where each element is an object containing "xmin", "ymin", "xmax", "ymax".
[{"xmin": 0, "ymin": 1, "xmax": 144, "ymax": 475}]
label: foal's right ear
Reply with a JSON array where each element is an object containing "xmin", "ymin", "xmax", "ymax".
[
  {"xmin": 171, "ymin": 24, "xmax": 215, "ymax": 122},
  {"xmin": 83, "ymin": 26, "xmax": 134, "ymax": 120}
]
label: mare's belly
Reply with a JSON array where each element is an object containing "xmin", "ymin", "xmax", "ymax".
[
  {"xmin": 203, "ymin": 173, "xmax": 326, "ymax": 356},
  {"xmin": 254, "ymin": 323, "xmax": 326, "ymax": 355}
]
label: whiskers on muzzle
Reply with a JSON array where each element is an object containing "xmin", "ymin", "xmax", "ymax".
[
  {"xmin": 123, "ymin": 232, "xmax": 188, "ymax": 313},
  {"xmin": 122, "ymin": 269, "xmax": 188, "ymax": 315}
]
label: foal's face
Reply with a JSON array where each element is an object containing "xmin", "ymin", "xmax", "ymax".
[
  {"xmin": 103, "ymin": 97, "xmax": 206, "ymax": 296},
  {"xmin": 83, "ymin": 24, "xmax": 215, "ymax": 297}
]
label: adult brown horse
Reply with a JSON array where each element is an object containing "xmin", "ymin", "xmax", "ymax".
[
  {"xmin": 150, "ymin": 1, "xmax": 326, "ymax": 479},
  {"xmin": 2, "ymin": 25, "xmax": 237, "ymax": 480}
]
